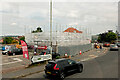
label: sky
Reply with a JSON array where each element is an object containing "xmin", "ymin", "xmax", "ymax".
[{"xmin": 0, "ymin": 0, "xmax": 119, "ymax": 36}]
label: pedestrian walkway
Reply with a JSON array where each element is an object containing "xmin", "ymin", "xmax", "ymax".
[
  {"xmin": 2, "ymin": 47, "xmax": 108, "ymax": 78},
  {"xmin": 71, "ymin": 47, "xmax": 108, "ymax": 62}
]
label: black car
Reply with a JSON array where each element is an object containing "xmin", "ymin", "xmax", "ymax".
[
  {"xmin": 44, "ymin": 58, "xmax": 83, "ymax": 79},
  {"xmin": 8, "ymin": 48, "xmax": 22, "ymax": 56}
]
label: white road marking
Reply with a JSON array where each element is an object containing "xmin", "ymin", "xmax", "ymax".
[
  {"xmin": 81, "ymin": 55, "xmax": 98, "ymax": 61},
  {"xmin": 0, "ymin": 58, "xmax": 22, "ymax": 65},
  {"xmin": 89, "ymin": 55, "xmax": 98, "ymax": 57},
  {"xmin": 81, "ymin": 58, "xmax": 91, "ymax": 61},
  {"xmin": 13, "ymin": 58, "xmax": 22, "ymax": 61}
]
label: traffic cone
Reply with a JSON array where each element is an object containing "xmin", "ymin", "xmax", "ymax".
[
  {"xmin": 65, "ymin": 53, "xmax": 68, "ymax": 57},
  {"xmin": 80, "ymin": 50, "xmax": 82, "ymax": 55}
]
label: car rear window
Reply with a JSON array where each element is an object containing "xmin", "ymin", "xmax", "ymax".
[
  {"xmin": 57, "ymin": 60, "xmax": 68, "ymax": 67},
  {"xmin": 48, "ymin": 62, "xmax": 56, "ymax": 67}
]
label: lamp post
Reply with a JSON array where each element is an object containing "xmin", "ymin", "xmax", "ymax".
[
  {"xmin": 50, "ymin": 0, "xmax": 53, "ymax": 55},
  {"xmin": 116, "ymin": 26, "xmax": 119, "ymax": 42}
]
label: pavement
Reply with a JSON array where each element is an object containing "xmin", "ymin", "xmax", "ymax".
[
  {"xmin": 1, "ymin": 53, "xmax": 33, "ymax": 74},
  {"xmin": 2, "ymin": 47, "xmax": 108, "ymax": 78}
]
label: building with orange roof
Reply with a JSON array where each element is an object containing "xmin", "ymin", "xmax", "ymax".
[{"xmin": 64, "ymin": 27, "xmax": 82, "ymax": 33}]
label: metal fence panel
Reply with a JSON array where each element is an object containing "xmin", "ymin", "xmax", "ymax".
[{"xmin": 58, "ymin": 43, "xmax": 92, "ymax": 56}]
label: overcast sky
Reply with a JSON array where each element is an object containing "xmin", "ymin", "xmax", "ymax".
[{"xmin": 0, "ymin": 0, "xmax": 118, "ymax": 36}]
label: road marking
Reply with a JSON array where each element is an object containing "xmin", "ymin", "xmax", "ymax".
[
  {"xmin": 0, "ymin": 58, "xmax": 22, "ymax": 65},
  {"xmin": 89, "ymin": 55, "xmax": 97, "ymax": 57},
  {"xmin": 13, "ymin": 58, "xmax": 23, "ymax": 61},
  {"xmin": 81, "ymin": 58, "xmax": 91, "ymax": 61},
  {"xmin": 8, "ymin": 55, "xmax": 23, "ymax": 57},
  {"xmin": 81, "ymin": 55, "xmax": 98, "ymax": 61}
]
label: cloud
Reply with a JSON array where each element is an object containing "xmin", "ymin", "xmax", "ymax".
[
  {"xmin": 69, "ymin": 22, "xmax": 78, "ymax": 25},
  {"xmin": 1, "ymin": 2, "xmax": 118, "ymax": 35},
  {"xmin": 11, "ymin": 22, "xmax": 17, "ymax": 26}
]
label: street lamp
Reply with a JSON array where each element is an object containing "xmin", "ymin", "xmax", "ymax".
[
  {"xmin": 50, "ymin": 0, "xmax": 53, "ymax": 55},
  {"xmin": 116, "ymin": 26, "xmax": 119, "ymax": 42}
]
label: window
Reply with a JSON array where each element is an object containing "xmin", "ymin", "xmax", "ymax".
[{"xmin": 67, "ymin": 59, "xmax": 76, "ymax": 64}]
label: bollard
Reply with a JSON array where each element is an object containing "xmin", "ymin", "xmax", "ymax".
[{"xmin": 68, "ymin": 55, "xmax": 71, "ymax": 59}]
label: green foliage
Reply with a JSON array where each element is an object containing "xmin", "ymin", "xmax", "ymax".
[
  {"xmin": 56, "ymin": 56, "xmax": 60, "ymax": 59},
  {"xmin": 12, "ymin": 40, "xmax": 18, "ymax": 44},
  {"xmin": 19, "ymin": 36, "xmax": 25, "ymax": 44},
  {"xmin": 32, "ymin": 27, "xmax": 43, "ymax": 33},
  {"xmin": 19, "ymin": 36, "xmax": 25, "ymax": 41},
  {"xmin": 97, "ymin": 31, "xmax": 117, "ymax": 43},
  {"xmin": 106, "ymin": 32, "xmax": 117, "ymax": 42},
  {"xmin": 97, "ymin": 36, "xmax": 102, "ymax": 43},
  {"xmin": 3, "ymin": 37, "xmax": 13, "ymax": 44}
]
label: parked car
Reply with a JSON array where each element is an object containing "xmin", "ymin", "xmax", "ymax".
[
  {"xmin": 117, "ymin": 43, "xmax": 120, "ymax": 47},
  {"xmin": 28, "ymin": 45, "xmax": 34, "ymax": 49},
  {"xmin": 2, "ymin": 46, "xmax": 11, "ymax": 55},
  {"xmin": 110, "ymin": 44, "xmax": 118, "ymax": 51},
  {"xmin": 7, "ymin": 48, "xmax": 22, "ymax": 56},
  {"xmin": 2, "ymin": 50, "xmax": 8, "ymax": 55},
  {"xmin": 44, "ymin": 58, "xmax": 83, "ymax": 79},
  {"xmin": 103, "ymin": 42, "xmax": 110, "ymax": 47}
]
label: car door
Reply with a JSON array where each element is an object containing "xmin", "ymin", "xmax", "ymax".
[
  {"xmin": 67, "ymin": 59, "xmax": 78, "ymax": 72},
  {"xmin": 62, "ymin": 60, "xmax": 71, "ymax": 73}
]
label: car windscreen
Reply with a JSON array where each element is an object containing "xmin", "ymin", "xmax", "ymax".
[{"xmin": 110, "ymin": 45, "xmax": 115, "ymax": 47}]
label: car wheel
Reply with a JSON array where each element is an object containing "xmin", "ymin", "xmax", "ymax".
[
  {"xmin": 6, "ymin": 52, "xmax": 8, "ymax": 55},
  {"xmin": 8, "ymin": 53, "xmax": 10, "ymax": 56},
  {"xmin": 45, "ymin": 73, "xmax": 50, "ymax": 78},
  {"xmin": 78, "ymin": 65, "xmax": 83, "ymax": 73},
  {"xmin": 13, "ymin": 53, "xmax": 15, "ymax": 56},
  {"xmin": 59, "ymin": 72, "xmax": 65, "ymax": 79}
]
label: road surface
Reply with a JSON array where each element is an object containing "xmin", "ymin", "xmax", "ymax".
[{"xmin": 23, "ymin": 48, "xmax": 119, "ymax": 79}]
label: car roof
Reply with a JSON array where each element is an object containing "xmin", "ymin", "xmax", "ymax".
[{"xmin": 48, "ymin": 58, "xmax": 68, "ymax": 63}]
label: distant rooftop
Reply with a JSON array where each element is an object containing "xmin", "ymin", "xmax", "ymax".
[{"xmin": 64, "ymin": 27, "xmax": 82, "ymax": 33}]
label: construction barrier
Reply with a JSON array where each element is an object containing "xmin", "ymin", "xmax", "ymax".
[{"xmin": 58, "ymin": 43, "xmax": 92, "ymax": 56}]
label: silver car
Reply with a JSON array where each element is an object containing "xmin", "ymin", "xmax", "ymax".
[{"xmin": 110, "ymin": 44, "xmax": 118, "ymax": 51}]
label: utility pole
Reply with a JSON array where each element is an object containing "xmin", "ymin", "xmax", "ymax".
[
  {"xmin": 116, "ymin": 26, "xmax": 118, "ymax": 42},
  {"xmin": 56, "ymin": 23, "xmax": 58, "ymax": 53},
  {"xmin": 50, "ymin": 0, "xmax": 53, "ymax": 55}
]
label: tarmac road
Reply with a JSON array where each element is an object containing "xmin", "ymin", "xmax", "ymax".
[{"xmin": 23, "ymin": 48, "xmax": 119, "ymax": 79}]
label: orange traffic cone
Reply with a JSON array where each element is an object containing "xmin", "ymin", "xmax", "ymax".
[
  {"xmin": 80, "ymin": 50, "xmax": 82, "ymax": 55},
  {"xmin": 65, "ymin": 53, "xmax": 68, "ymax": 57}
]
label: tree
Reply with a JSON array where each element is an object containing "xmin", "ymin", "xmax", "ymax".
[
  {"xmin": 37, "ymin": 27, "xmax": 42, "ymax": 32},
  {"xmin": 12, "ymin": 40, "xmax": 19, "ymax": 44},
  {"xmin": 97, "ymin": 31, "xmax": 117, "ymax": 43},
  {"xmin": 3, "ymin": 37, "xmax": 13, "ymax": 44},
  {"xmin": 106, "ymin": 32, "xmax": 117, "ymax": 42},
  {"xmin": 19, "ymin": 36, "xmax": 25, "ymax": 41},
  {"xmin": 32, "ymin": 27, "xmax": 43, "ymax": 33},
  {"xmin": 19, "ymin": 36, "xmax": 25, "ymax": 44}
]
